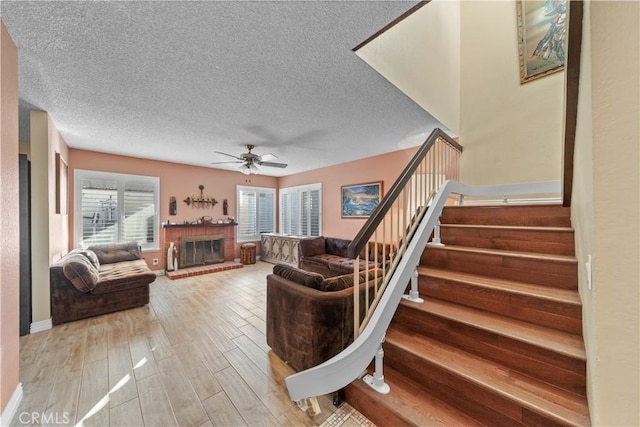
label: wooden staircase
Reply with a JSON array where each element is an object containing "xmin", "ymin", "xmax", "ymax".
[{"xmin": 345, "ymin": 204, "xmax": 590, "ymax": 426}]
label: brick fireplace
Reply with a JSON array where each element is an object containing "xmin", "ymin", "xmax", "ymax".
[
  {"xmin": 180, "ymin": 234, "xmax": 224, "ymax": 268},
  {"xmin": 162, "ymin": 222, "xmax": 237, "ymax": 271}
]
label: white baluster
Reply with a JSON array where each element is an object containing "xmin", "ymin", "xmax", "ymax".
[{"xmin": 363, "ymin": 338, "xmax": 390, "ymax": 394}]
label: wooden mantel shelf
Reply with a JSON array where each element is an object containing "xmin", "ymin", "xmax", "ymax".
[{"xmin": 162, "ymin": 222, "xmax": 238, "ymax": 228}]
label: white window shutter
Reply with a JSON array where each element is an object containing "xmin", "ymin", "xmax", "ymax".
[
  {"xmin": 237, "ymin": 186, "xmax": 275, "ymax": 242},
  {"xmin": 278, "ymin": 183, "xmax": 321, "ymax": 237},
  {"xmin": 76, "ymin": 171, "xmax": 159, "ymax": 250}
]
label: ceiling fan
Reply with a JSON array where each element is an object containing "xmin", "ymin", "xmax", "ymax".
[{"xmin": 211, "ymin": 144, "xmax": 288, "ymax": 175}]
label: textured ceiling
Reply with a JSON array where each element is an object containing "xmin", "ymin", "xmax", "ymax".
[{"xmin": 2, "ymin": 0, "xmax": 444, "ymax": 176}]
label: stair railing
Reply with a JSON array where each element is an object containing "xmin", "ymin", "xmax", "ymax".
[
  {"xmin": 285, "ymin": 178, "xmax": 561, "ymax": 402},
  {"xmin": 349, "ymin": 129, "xmax": 462, "ymax": 338},
  {"xmin": 285, "ymin": 127, "xmax": 462, "ymax": 400}
]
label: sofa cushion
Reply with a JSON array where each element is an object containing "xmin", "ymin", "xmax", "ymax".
[
  {"xmin": 318, "ymin": 270, "xmax": 383, "ymax": 292},
  {"xmin": 273, "ymin": 264, "xmax": 324, "ymax": 290},
  {"xmin": 325, "ymin": 237, "xmax": 351, "ymax": 258},
  {"xmin": 303, "ymin": 253, "xmax": 347, "ymax": 268},
  {"xmin": 299, "ymin": 236, "xmax": 326, "ymax": 258},
  {"xmin": 62, "ymin": 253, "xmax": 100, "ymax": 292},
  {"xmin": 318, "ymin": 274, "xmax": 354, "ymax": 292},
  {"xmin": 367, "ymin": 242, "xmax": 396, "ymax": 263},
  {"xmin": 88, "ymin": 242, "xmax": 142, "ymax": 264},
  {"xmin": 327, "ymin": 258, "xmax": 381, "ymax": 276},
  {"xmin": 92, "ymin": 259, "xmax": 156, "ymax": 294}
]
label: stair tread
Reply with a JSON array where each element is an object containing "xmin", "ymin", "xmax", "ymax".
[
  {"xmin": 385, "ymin": 328, "xmax": 591, "ymax": 426},
  {"xmin": 419, "ymin": 266, "xmax": 582, "ymax": 306},
  {"xmin": 427, "ymin": 244, "xmax": 577, "ymax": 264},
  {"xmin": 440, "ymin": 223, "xmax": 574, "ymax": 232},
  {"xmin": 400, "ymin": 297, "xmax": 586, "ymax": 360},
  {"xmin": 349, "ymin": 366, "xmax": 485, "ymax": 427}
]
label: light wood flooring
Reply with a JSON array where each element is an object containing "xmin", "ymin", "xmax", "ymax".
[{"xmin": 11, "ymin": 262, "xmax": 370, "ymax": 427}]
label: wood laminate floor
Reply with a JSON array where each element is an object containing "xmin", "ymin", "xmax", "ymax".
[{"xmin": 11, "ymin": 262, "xmax": 373, "ymax": 427}]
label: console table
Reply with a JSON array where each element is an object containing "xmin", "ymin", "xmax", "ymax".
[{"xmin": 260, "ymin": 234, "xmax": 311, "ymax": 267}]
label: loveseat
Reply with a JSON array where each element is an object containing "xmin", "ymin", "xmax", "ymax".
[
  {"xmin": 266, "ymin": 263, "xmax": 379, "ymax": 372},
  {"xmin": 298, "ymin": 236, "xmax": 394, "ymax": 278},
  {"xmin": 50, "ymin": 242, "xmax": 156, "ymax": 325}
]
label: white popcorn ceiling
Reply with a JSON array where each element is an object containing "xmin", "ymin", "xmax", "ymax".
[{"xmin": 2, "ymin": 1, "xmax": 445, "ymax": 176}]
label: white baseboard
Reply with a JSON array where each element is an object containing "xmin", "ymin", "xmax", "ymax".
[
  {"xmin": 1, "ymin": 382, "xmax": 23, "ymax": 426},
  {"xmin": 30, "ymin": 318, "xmax": 52, "ymax": 334}
]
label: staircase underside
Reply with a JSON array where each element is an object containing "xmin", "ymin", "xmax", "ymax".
[{"xmin": 345, "ymin": 204, "xmax": 590, "ymax": 426}]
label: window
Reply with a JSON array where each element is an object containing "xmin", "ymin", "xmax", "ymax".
[
  {"xmin": 74, "ymin": 170, "xmax": 160, "ymax": 250},
  {"xmin": 237, "ymin": 186, "xmax": 275, "ymax": 242},
  {"xmin": 280, "ymin": 183, "xmax": 322, "ymax": 236}
]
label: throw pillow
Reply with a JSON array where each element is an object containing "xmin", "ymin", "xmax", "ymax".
[
  {"xmin": 319, "ymin": 274, "xmax": 354, "ymax": 292},
  {"xmin": 68, "ymin": 248, "xmax": 101, "ymax": 270},
  {"xmin": 273, "ymin": 264, "xmax": 323, "ymax": 289},
  {"xmin": 62, "ymin": 253, "xmax": 100, "ymax": 292}
]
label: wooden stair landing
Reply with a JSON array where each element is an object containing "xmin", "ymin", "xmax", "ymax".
[{"xmin": 345, "ymin": 204, "xmax": 590, "ymax": 426}]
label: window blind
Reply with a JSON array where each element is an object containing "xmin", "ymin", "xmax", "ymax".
[
  {"xmin": 237, "ymin": 186, "xmax": 275, "ymax": 242},
  {"xmin": 75, "ymin": 171, "xmax": 159, "ymax": 250},
  {"xmin": 279, "ymin": 183, "xmax": 322, "ymax": 237}
]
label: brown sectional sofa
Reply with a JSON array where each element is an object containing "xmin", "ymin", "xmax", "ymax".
[
  {"xmin": 266, "ymin": 263, "xmax": 378, "ymax": 372},
  {"xmin": 298, "ymin": 236, "xmax": 394, "ymax": 278},
  {"xmin": 50, "ymin": 242, "xmax": 156, "ymax": 325}
]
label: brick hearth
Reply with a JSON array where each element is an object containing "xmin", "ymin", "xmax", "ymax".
[{"xmin": 165, "ymin": 260, "xmax": 243, "ymax": 280}]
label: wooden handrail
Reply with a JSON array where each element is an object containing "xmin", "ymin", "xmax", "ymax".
[
  {"xmin": 562, "ymin": 0, "xmax": 584, "ymax": 207},
  {"xmin": 347, "ymin": 128, "xmax": 462, "ymax": 259},
  {"xmin": 352, "ymin": 1, "xmax": 430, "ymax": 53}
]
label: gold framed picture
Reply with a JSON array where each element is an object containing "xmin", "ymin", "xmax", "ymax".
[{"xmin": 516, "ymin": 0, "xmax": 567, "ymax": 83}]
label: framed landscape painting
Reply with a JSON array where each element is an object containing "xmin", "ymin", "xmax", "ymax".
[
  {"xmin": 341, "ymin": 182, "xmax": 382, "ymax": 218},
  {"xmin": 516, "ymin": 0, "xmax": 567, "ymax": 83}
]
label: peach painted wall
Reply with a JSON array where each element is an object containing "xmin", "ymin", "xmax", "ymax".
[
  {"xmin": 0, "ymin": 18, "xmax": 20, "ymax": 415},
  {"xmin": 278, "ymin": 146, "xmax": 420, "ymax": 240},
  {"xmin": 68, "ymin": 150, "xmax": 278, "ymax": 269},
  {"xmin": 48, "ymin": 117, "xmax": 69, "ymax": 264}
]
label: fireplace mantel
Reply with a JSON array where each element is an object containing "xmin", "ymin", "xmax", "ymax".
[{"xmin": 162, "ymin": 221, "xmax": 238, "ymax": 228}]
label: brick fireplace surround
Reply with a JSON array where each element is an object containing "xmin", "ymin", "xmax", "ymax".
[{"xmin": 161, "ymin": 222, "xmax": 242, "ymax": 279}]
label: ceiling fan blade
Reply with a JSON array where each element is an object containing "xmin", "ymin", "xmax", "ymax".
[
  {"xmin": 258, "ymin": 153, "xmax": 277, "ymax": 162},
  {"xmin": 214, "ymin": 151, "xmax": 244, "ymax": 161},
  {"xmin": 210, "ymin": 161, "xmax": 243, "ymax": 165},
  {"xmin": 258, "ymin": 161, "xmax": 288, "ymax": 168}
]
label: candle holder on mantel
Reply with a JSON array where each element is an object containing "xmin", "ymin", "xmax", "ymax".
[{"xmin": 184, "ymin": 185, "xmax": 218, "ymax": 209}]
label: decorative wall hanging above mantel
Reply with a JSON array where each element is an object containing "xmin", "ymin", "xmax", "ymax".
[{"xmin": 184, "ymin": 185, "xmax": 218, "ymax": 208}]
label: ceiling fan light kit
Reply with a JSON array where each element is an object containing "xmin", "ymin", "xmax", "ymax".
[
  {"xmin": 213, "ymin": 144, "xmax": 287, "ymax": 175},
  {"xmin": 239, "ymin": 163, "xmax": 259, "ymax": 175}
]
